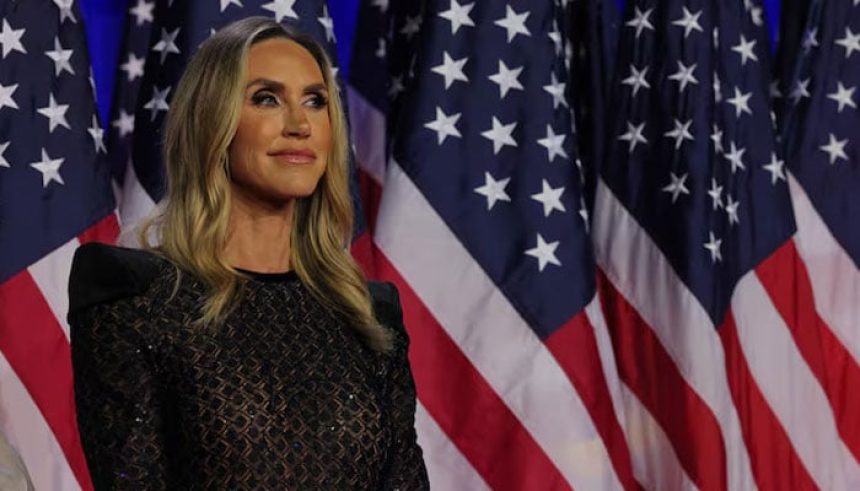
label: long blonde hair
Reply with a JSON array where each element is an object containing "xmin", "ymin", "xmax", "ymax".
[{"xmin": 141, "ymin": 17, "xmax": 391, "ymax": 351}]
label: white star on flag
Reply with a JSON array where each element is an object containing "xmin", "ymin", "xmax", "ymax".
[
  {"xmin": 431, "ymin": 52, "xmax": 468, "ymax": 89},
  {"xmin": 0, "ymin": 19, "xmax": 26, "ymax": 58},
  {"xmin": 0, "ymin": 142, "xmax": 9, "ymax": 168},
  {"xmin": 707, "ymin": 178, "xmax": 724, "ymax": 210},
  {"xmin": 262, "ymin": 0, "xmax": 299, "ymax": 22},
  {"xmin": 724, "ymin": 142, "xmax": 746, "ymax": 173},
  {"xmin": 53, "ymin": 0, "xmax": 77, "ymax": 24},
  {"xmin": 372, "ymin": 0, "xmax": 388, "ymax": 12},
  {"xmin": 220, "ymin": 0, "xmax": 242, "ymax": 12},
  {"xmin": 121, "ymin": 53, "xmax": 145, "ymax": 82},
  {"xmin": 481, "ymin": 117, "xmax": 517, "ymax": 154},
  {"xmin": 113, "ymin": 109, "xmax": 135, "ymax": 138},
  {"xmin": 668, "ymin": 61, "xmax": 698, "ymax": 92},
  {"xmin": 537, "ymin": 125, "xmax": 568, "ymax": 162},
  {"xmin": 318, "ymin": 6, "xmax": 335, "ymax": 42},
  {"xmin": 710, "ymin": 124, "xmax": 724, "ymax": 154},
  {"xmin": 531, "ymin": 180, "xmax": 566, "ymax": 217},
  {"xmin": 474, "ymin": 171, "xmax": 511, "ymax": 210},
  {"xmin": 762, "ymin": 152, "xmax": 786, "ymax": 184},
  {"xmin": 37, "ymin": 94, "xmax": 71, "ymax": 133},
  {"xmin": 45, "ymin": 37, "xmax": 75, "ymax": 76},
  {"xmin": 543, "ymin": 72, "xmax": 568, "ymax": 109},
  {"xmin": 439, "ymin": 0, "xmax": 475, "ymax": 34},
  {"xmin": 153, "ymin": 28, "xmax": 181, "ymax": 64},
  {"xmin": 662, "ymin": 172, "xmax": 690, "ymax": 203},
  {"xmin": 618, "ymin": 121, "xmax": 648, "ymax": 152},
  {"xmin": 400, "ymin": 15, "xmax": 422, "ymax": 39},
  {"xmin": 664, "ymin": 118, "xmax": 694, "ymax": 150},
  {"xmin": 827, "ymin": 82, "xmax": 857, "ymax": 112},
  {"xmin": 790, "ymin": 77, "xmax": 811, "ymax": 104},
  {"xmin": 625, "ymin": 7, "xmax": 654, "ymax": 39},
  {"xmin": 672, "ymin": 7, "xmax": 703, "ymax": 38},
  {"xmin": 704, "ymin": 231, "xmax": 723, "ymax": 263},
  {"xmin": 835, "ymin": 27, "xmax": 860, "ymax": 58},
  {"xmin": 727, "ymin": 86, "xmax": 753, "ymax": 117},
  {"xmin": 0, "ymin": 83, "xmax": 19, "ymax": 111},
  {"xmin": 731, "ymin": 34, "xmax": 758, "ymax": 65},
  {"xmin": 144, "ymin": 85, "xmax": 171, "ymax": 121},
  {"xmin": 525, "ymin": 234, "xmax": 562, "ymax": 272},
  {"xmin": 130, "ymin": 0, "xmax": 155, "ymax": 26},
  {"xmin": 424, "ymin": 107, "xmax": 461, "ymax": 144},
  {"xmin": 819, "ymin": 133, "xmax": 849, "ymax": 165},
  {"xmin": 725, "ymin": 195, "xmax": 740, "ymax": 225},
  {"xmin": 622, "ymin": 65, "xmax": 650, "ymax": 96},
  {"xmin": 494, "ymin": 5, "xmax": 530, "ymax": 42},
  {"xmin": 88, "ymin": 115, "xmax": 107, "ymax": 154},
  {"xmin": 802, "ymin": 28, "xmax": 819, "ymax": 52},
  {"xmin": 30, "ymin": 148, "xmax": 65, "ymax": 187},
  {"xmin": 488, "ymin": 60, "xmax": 523, "ymax": 99}
]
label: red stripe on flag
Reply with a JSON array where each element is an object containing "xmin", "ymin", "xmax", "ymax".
[
  {"xmin": 77, "ymin": 212, "xmax": 120, "ymax": 245},
  {"xmin": 358, "ymin": 167, "xmax": 383, "ymax": 235},
  {"xmin": 755, "ymin": 240, "xmax": 860, "ymax": 462},
  {"xmin": 374, "ymin": 250, "xmax": 572, "ymax": 491},
  {"xmin": 545, "ymin": 311, "xmax": 643, "ymax": 491},
  {"xmin": 597, "ymin": 270, "xmax": 727, "ymax": 491},
  {"xmin": 0, "ymin": 272, "xmax": 94, "ymax": 491},
  {"xmin": 718, "ymin": 310, "xmax": 818, "ymax": 491}
]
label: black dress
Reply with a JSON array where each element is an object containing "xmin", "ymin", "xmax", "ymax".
[{"xmin": 68, "ymin": 243, "xmax": 429, "ymax": 490}]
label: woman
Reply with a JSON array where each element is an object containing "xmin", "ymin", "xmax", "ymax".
[{"xmin": 68, "ymin": 17, "xmax": 428, "ymax": 489}]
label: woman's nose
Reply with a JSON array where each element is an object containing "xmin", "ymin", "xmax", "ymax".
[{"xmin": 283, "ymin": 105, "xmax": 311, "ymax": 138}]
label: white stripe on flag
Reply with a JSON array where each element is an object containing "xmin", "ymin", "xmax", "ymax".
[
  {"xmin": 788, "ymin": 175, "xmax": 860, "ymax": 364},
  {"xmin": 347, "ymin": 87, "xmax": 387, "ymax": 185},
  {"xmin": 618, "ymin": 384, "xmax": 697, "ymax": 490},
  {"xmin": 117, "ymin": 160, "xmax": 157, "ymax": 247},
  {"xmin": 0, "ymin": 353, "xmax": 79, "ymax": 491},
  {"xmin": 375, "ymin": 161, "xmax": 623, "ymax": 490},
  {"xmin": 592, "ymin": 179, "xmax": 757, "ymax": 491},
  {"xmin": 415, "ymin": 401, "xmax": 490, "ymax": 491},
  {"xmin": 732, "ymin": 273, "xmax": 860, "ymax": 490},
  {"xmin": 27, "ymin": 237, "xmax": 80, "ymax": 340}
]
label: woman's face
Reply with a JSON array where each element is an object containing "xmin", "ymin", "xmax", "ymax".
[{"xmin": 228, "ymin": 38, "xmax": 331, "ymax": 206}]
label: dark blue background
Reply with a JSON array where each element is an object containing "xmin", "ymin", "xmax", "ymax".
[{"xmin": 79, "ymin": 0, "xmax": 781, "ymax": 130}]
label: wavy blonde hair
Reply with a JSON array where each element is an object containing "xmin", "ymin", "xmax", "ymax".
[{"xmin": 141, "ymin": 17, "xmax": 391, "ymax": 351}]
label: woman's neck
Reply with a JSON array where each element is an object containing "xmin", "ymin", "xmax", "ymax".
[{"xmin": 223, "ymin": 193, "xmax": 296, "ymax": 273}]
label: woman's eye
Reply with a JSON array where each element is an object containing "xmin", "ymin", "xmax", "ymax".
[
  {"xmin": 305, "ymin": 93, "xmax": 328, "ymax": 109},
  {"xmin": 251, "ymin": 92, "xmax": 279, "ymax": 106}
]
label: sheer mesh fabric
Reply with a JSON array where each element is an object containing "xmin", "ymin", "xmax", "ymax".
[{"xmin": 71, "ymin": 258, "xmax": 428, "ymax": 490}]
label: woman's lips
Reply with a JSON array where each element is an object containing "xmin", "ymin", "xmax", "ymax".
[{"xmin": 270, "ymin": 149, "xmax": 316, "ymax": 164}]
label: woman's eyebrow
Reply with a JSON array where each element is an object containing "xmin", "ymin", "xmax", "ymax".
[
  {"xmin": 303, "ymin": 82, "xmax": 327, "ymax": 94},
  {"xmin": 245, "ymin": 78, "xmax": 284, "ymax": 90}
]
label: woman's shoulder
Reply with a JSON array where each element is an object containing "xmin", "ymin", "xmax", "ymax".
[
  {"xmin": 68, "ymin": 242, "xmax": 167, "ymax": 321},
  {"xmin": 368, "ymin": 281, "xmax": 406, "ymax": 337}
]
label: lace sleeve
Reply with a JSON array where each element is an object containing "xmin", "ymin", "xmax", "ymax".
[
  {"xmin": 377, "ymin": 286, "xmax": 430, "ymax": 490},
  {"xmin": 71, "ymin": 299, "xmax": 169, "ymax": 490}
]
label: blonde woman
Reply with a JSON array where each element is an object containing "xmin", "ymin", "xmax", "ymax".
[{"xmin": 68, "ymin": 17, "xmax": 428, "ymax": 489}]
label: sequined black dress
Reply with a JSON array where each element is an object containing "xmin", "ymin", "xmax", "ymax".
[{"xmin": 68, "ymin": 243, "xmax": 429, "ymax": 490}]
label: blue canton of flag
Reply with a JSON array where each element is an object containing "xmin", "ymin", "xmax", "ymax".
[
  {"xmin": 602, "ymin": 0, "xmax": 794, "ymax": 325},
  {"xmin": 0, "ymin": 0, "xmax": 113, "ymax": 283},
  {"xmin": 390, "ymin": 0, "xmax": 594, "ymax": 336},
  {"xmin": 780, "ymin": 0, "xmax": 860, "ymax": 267}
]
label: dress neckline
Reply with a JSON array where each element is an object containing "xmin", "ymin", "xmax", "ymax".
[{"xmin": 235, "ymin": 268, "xmax": 298, "ymax": 283}]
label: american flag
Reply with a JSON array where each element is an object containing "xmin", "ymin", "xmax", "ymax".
[
  {"xmin": 593, "ymin": 0, "xmax": 860, "ymax": 489},
  {"xmin": 349, "ymin": 0, "xmax": 640, "ymax": 488},
  {"xmin": 0, "ymin": 1, "xmax": 117, "ymax": 490}
]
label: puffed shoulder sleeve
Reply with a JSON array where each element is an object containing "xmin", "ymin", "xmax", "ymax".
[
  {"xmin": 68, "ymin": 243, "xmax": 169, "ymax": 490},
  {"xmin": 369, "ymin": 282, "xmax": 430, "ymax": 490}
]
